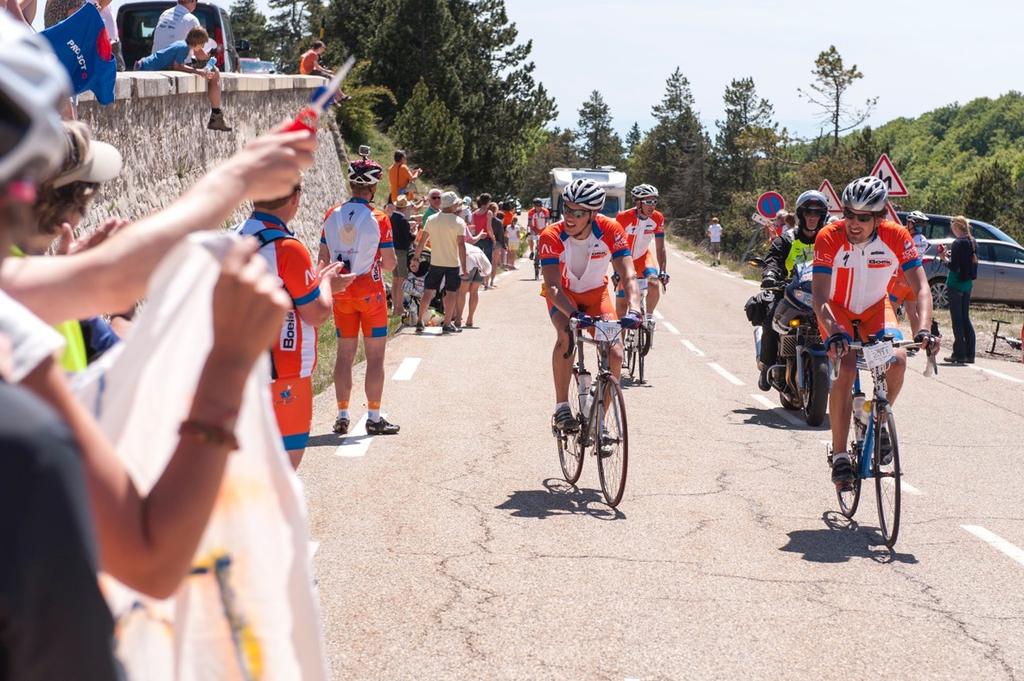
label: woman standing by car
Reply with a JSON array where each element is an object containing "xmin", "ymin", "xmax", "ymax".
[{"xmin": 942, "ymin": 215, "xmax": 978, "ymax": 364}]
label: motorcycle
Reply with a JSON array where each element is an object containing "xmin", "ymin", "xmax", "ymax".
[{"xmin": 752, "ymin": 262, "xmax": 830, "ymax": 426}]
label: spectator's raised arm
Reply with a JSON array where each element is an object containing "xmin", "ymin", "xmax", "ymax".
[{"xmin": 2, "ymin": 123, "xmax": 316, "ymax": 324}]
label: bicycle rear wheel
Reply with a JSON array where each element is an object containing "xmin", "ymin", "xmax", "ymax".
[
  {"xmin": 558, "ymin": 372, "xmax": 585, "ymax": 484},
  {"xmin": 874, "ymin": 409, "xmax": 901, "ymax": 547},
  {"xmin": 624, "ymin": 330, "xmax": 638, "ymax": 380},
  {"xmin": 596, "ymin": 379, "xmax": 629, "ymax": 507}
]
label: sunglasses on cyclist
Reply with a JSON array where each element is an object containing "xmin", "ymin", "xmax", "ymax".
[
  {"xmin": 564, "ymin": 208, "xmax": 591, "ymax": 220},
  {"xmin": 640, "ymin": 199, "xmax": 658, "ymax": 206},
  {"xmin": 843, "ymin": 209, "xmax": 877, "ymax": 223}
]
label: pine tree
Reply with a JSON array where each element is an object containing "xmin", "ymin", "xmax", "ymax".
[
  {"xmin": 266, "ymin": 0, "xmax": 320, "ymax": 71},
  {"xmin": 229, "ymin": 0, "xmax": 274, "ymax": 60},
  {"xmin": 575, "ymin": 91, "xmax": 624, "ymax": 168},
  {"xmin": 798, "ymin": 46, "xmax": 877, "ymax": 151},
  {"xmin": 390, "ymin": 79, "xmax": 464, "ymax": 180},
  {"xmin": 714, "ymin": 77, "xmax": 777, "ymax": 194},
  {"xmin": 520, "ymin": 127, "xmax": 579, "ymax": 203},
  {"xmin": 625, "ymin": 122, "xmax": 642, "ymax": 156}
]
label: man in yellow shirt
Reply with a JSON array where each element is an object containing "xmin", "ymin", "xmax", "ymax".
[
  {"xmin": 388, "ymin": 149, "xmax": 421, "ymax": 203},
  {"xmin": 411, "ymin": 192, "xmax": 467, "ymax": 334}
]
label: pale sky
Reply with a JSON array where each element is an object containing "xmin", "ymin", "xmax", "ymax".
[
  {"xmin": 502, "ymin": 0, "xmax": 1024, "ymax": 139},
  {"xmin": 97, "ymin": 0, "xmax": 1024, "ymax": 141}
]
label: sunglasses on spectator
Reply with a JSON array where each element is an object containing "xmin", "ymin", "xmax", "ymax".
[
  {"xmin": 843, "ymin": 209, "xmax": 877, "ymax": 223},
  {"xmin": 641, "ymin": 199, "xmax": 658, "ymax": 206},
  {"xmin": 565, "ymin": 208, "xmax": 591, "ymax": 219}
]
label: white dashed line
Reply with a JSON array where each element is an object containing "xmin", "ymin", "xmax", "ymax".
[
  {"xmin": 681, "ymin": 339, "xmax": 705, "ymax": 356},
  {"xmin": 741, "ymin": 279, "xmax": 759, "ymax": 287},
  {"xmin": 969, "ymin": 365, "xmax": 1024, "ymax": 384},
  {"xmin": 751, "ymin": 393, "xmax": 802, "ymax": 426},
  {"xmin": 708, "ymin": 362, "xmax": 745, "ymax": 386},
  {"xmin": 333, "ymin": 415, "xmax": 373, "ymax": 458},
  {"xmin": 671, "ymin": 252, "xmax": 683, "ymax": 259},
  {"xmin": 661, "ymin": 321, "xmax": 680, "ymax": 335},
  {"xmin": 962, "ymin": 525, "xmax": 1024, "ymax": 568},
  {"xmin": 308, "ymin": 541, "xmax": 320, "ymax": 559},
  {"xmin": 652, "ymin": 310, "xmax": 664, "ymax": 320},
  {"xmin": 392, "ymin": 357, "xmax": 421, "ymax": 381}
]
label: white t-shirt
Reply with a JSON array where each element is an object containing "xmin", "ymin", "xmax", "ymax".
[
  {"xmin": 151, "ymin": 3, "xmax": 201, "ymax": 54},
  {"xmin": 0, "ymin": 290, "xmax": 65, "ymax": 384},
  {"xmin": 707, "ymin": 223, "xmax": 723, "ymax": 242},
  {"xmin": 564, "ymin": 235, "xmax": 591, "ymax": 280}
]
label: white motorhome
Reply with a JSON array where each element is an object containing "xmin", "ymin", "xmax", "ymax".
[{"xmin": 549, "ymin": 166, "xmax": 627, "ymax": 220}]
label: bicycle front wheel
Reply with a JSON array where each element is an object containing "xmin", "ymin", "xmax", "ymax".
[
  {"xmin": 836, "ymin": 452, "xmax": 862, "ymax": 519},
  {"xmin": 596, "ymin": 379, "xmax": 629, "ymax": 507},
  {"xmin": 874, "ymin": 409, "xmax": 901, "ymax": 547},
  {"xmin": 558, "ymin": 372, "xmax": 585, "ymax": 484}
]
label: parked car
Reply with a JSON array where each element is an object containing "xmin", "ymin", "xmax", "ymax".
[
  {"xmin": 921, "ymin": 238, "xmax": 1024, "ymax": 308},
  {"xmin": 897, "ymin": 211, "xmax": 1020, "ymax": 246},
  {"xmin": 239, "ymin": 57, "xmax": 276, "ymax": 74},
  {"xmin": 118, "ymin": 1, "xmax": 246, "ymax": 73}
]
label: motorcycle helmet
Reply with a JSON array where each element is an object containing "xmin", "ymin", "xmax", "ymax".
[{"xmin": 794, "ymin": 190, "xmax": 829, "ymax": 239}]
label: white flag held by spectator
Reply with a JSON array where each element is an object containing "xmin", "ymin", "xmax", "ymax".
[{"xmin": 74, "ymin": 233, "xmax": 328, "ymax": 681}]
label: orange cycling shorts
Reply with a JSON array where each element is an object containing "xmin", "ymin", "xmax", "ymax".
[
  {"xmin": 821, "ymin": 297, "xmax": 903, "ymax": 344},
  {"xmin": 271, "ymin": 376, "xmax": 312, "ymax": 452},
  {"xmin": 546, "ymin": 284, "xmax": 615, "ymax": 321},
  {"xmin": 333, "ymin": 288, "xmax": 389, "ymax": 339},
  {"xmin": 888, "ymin": 274, "xmax": 917, "ymax": 307}
]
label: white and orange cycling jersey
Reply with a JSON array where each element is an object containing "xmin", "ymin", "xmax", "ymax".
[
  {"xmin": 616, "ymin": 207, "xmax": 665, "ymax": 277},
  {"xmin": 538, "ymin": 214, "xmax": 631, "ymax": 294},
  {"xmin": 235, "ymin": 212, "xmax": 320, "ymax": 379},
  {"xmin": 812, "ymin": 219, "xmax": 922, "ymax": 315},
  {"xmin": 320, "ymin": 197, "xmax": 394, "ymax": 298},
  {"xmin": 527, "ymin": 206, "xmax": 550, "ymax": 236}
]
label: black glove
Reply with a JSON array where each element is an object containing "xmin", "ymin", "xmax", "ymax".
[
  {"xmin": 914, "ymin": 329, "xmax": 938, "ymax": 354},
  {"xmin": 620, "ymin": 310, "xmax": 643, "ymax": 330},
  {"xmin": 826, "ymin": 332, "xmax": 851, "ymax": 357},
  {"xmin": 658, "ymin": 271, "xmax": 670, "ymax": 286},
  {"xmin": 761, "ymin": 276, "xmax": 781, "ymax": 289}
]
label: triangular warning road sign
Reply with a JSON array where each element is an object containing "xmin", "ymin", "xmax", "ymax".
[
  {"xmin": 870, "ymin": 153, "xmax": 909, "ymax": 197},
  {"xmin": 818, "ymin": 179, "xmax": 844, "ymax": 215}
]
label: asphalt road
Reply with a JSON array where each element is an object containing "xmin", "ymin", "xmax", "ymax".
[{"xmin": 299, "ymin": 244, "xmax": 1024, "ymax": 680}]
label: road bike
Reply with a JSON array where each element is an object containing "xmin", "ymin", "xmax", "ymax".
[
  {"xmin": 828, "ymin": 327, "xmax": 936, "ymax": 548},
  {"xmin": 617, "ymin": 274, "xmax": 666, "ymax": 385},
  {"xmin": 553, "ymin": 317, "xmax": 629, "ymax": 507}
]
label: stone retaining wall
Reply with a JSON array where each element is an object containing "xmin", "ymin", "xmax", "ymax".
[{"xmin": 76, "ymin": 73, "xmax": 349, "ymax": 254}]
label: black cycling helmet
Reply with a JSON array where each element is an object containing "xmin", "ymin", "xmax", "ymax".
[{"xmin": 794, "ymin": 190, "xmax": 829, "ymax": 238}]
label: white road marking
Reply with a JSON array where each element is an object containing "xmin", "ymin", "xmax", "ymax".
[
  {"xmin": 962, "ymin": 525, "xmax": 1024, "ymax": 568},
  {"xmin": 392, "ymin": 357, "xmax": 421, "ymax": 381},
  {"xmin": 821, "ymin": 441, "xmax": 924, "ymax": 495},
  {"xmin": 681, "ymin": 339, "xmax": 705, "ymax": 356},
  {"xmin": 334, "ymin": 415, "xmax": 373, "ymax": 458},
  {"xmin": 969, "ymin": 365, "xmax": 1024, "ymax": 384},
  {"xmin": 741, "ymin": 279, "xmax": 759, "ymax": 287},
  {"xmin": 308, "ymin": 541, "xmax": 320, "ymax": 559},
  {"xmin": 750, "ymin": 393, "xmax": 802, "ymax": 426},
  {"xmin": 671, "ymin": 251, "xmax": 683, "ymax": 259},
  {"xmin": 652, "ymin": 310, "xmax": 664, "ymax": 320},
  {"xmin": 715, "ymin": 270, "xmax": 736, "ymax": 280},
  {"xmin": 661, "ymin": 321, "xmax": 681, "ymax": 335},
  {"xmin": 709, "ymin": 362, "xmax": 745, "ymax": 386}
]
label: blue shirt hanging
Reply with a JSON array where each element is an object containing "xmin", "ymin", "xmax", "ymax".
[{"xmin": 41, "ymin": 3, "xmax": 116, "ymax": 105}]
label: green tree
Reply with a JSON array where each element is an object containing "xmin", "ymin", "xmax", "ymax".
[
  {"xmin": 229, "ymin": 0, "xmax": 273, "ymax": 60},
  {"xmin": 575, "ymin": 90, "xmax": 624, "ymax": 167},
  {"xmin": 960, "ymin": 159, "xmax": 1019, "ymax": 225},
  {"xmin": 390, "ymin": 79, "xmax": 464, "ymax": 180},
  {"xmin": 332, "ymin": 61, "xmax": 396, "ymax": 148},
  {"xmin": 713, "ymin": 77, "xmax": 777, "ymax": 195},
  {"xmin": 520, "ymin": 127, "xmax": 579, "ymax": 203},
  {"xmin": 267, "ymin": 0, "xmax": 325, "ymax": 71},
  {"xmin": 625, "ymin": 122, "xmax": 642, "ymax": 156},
  {"xmin": 798, "ymin": 46, "xmax": 877, "ymax": 151},
  {"xmin": 631, "ymin": 68, "xmax": 710, "ymax": 233}
]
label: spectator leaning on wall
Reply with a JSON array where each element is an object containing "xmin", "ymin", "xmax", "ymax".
[{"xmin": 135, "ymin": 27, "xmax": 231, "ymax": 132}]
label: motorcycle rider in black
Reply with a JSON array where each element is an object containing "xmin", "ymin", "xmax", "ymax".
[{"xmin": 757, "ymin": 190, "xmax": 830, "ymax": 391}]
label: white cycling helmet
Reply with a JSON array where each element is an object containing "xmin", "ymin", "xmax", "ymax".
[
  {"xmin": 795, "ymin": 190, "xmax": 828, "ymax": 212},
  {"xmin": 562, "ymin": 178, "xmax": 605, "ymax": 210},
  {"xmin": 347, "ymin": 158, "xmax": 383, "ymax": 185},
  {"xmin": 842, "ymin": 176, "xmax": 888, "ymax": 213},
  {"xmin": 907, "ymin": 210, "xmax": 929, "ymax": 223},
  {"xmin": 631, "ymin": 183, "xmax": 658, "ymax": 200},
  {"xmin": 0, "ymin": 11, "xmax": 71, "ymax": 185}
]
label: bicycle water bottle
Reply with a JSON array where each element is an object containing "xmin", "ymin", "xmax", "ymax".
[
  {"xmin": 578, "ymin": 372, "xmax": 592, "ymax": 413},
  {"xmin": 852, "ymin": 394, "xmax": 867, "ymax": 427}
]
